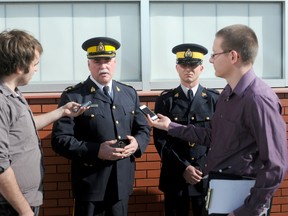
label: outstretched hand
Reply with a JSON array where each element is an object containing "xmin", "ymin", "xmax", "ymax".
[
  {"xmin": 61, "ymin": 101, "xmax": 89, "ymax": 117},
  {"xmin": 146, "ymin": 113, "xmax": 171, "ymax": 131}
]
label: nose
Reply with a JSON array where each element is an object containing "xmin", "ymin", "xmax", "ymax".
[
  {"xmin": 209, "ymin": 57, "xmax": 214, "ymax": 64},
  {"xmin": 99, "ymin": 62, "xmax": 107, "ymax": 69}
]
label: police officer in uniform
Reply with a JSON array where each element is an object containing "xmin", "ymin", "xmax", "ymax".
[
  {"xmin": 51, "ymin": 37, "xmax": 150, "ymax": 216},
  {"xmin": 153, "ymin": 43, "xmax": 219, "ymax": 216}
]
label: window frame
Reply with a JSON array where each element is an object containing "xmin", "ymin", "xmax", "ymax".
[{"xmin": 1, "ymin": 0, "xmax": 287, "ymax": 92}]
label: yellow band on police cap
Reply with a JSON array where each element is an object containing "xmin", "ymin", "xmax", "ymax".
[
  {"xmin": 87, "ymin": 45, "xmax": 116, "ymax": 53},
  {"xmin": 176, "ymin": 51, "xmax": 204, "ymax": 60}
]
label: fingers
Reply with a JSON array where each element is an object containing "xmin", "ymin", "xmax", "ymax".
[
  {"xmin": 101, "ymin": 139, "xmax": 136, "ymax": 161},
  {"xmin": 183, "ymin": 166, "xmax": 203, "ymax": 185}
]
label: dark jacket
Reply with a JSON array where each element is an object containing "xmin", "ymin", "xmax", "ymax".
[
  {"xmin": 153, "ymin": 85, "xmax": 219, "ymax": 196},
  {"xmin": 51, "ymin": 77, "xmax": 150, "ymax": 201}
]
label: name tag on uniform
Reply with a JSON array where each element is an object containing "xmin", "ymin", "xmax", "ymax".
[{"xmin": 90, "ymin": 104, "xmax": 98, "ymax": 108}]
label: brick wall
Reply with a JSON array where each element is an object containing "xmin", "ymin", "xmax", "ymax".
[{"xmin": 25, "ymin": 90, "xmax": 288, "ymax": 216}]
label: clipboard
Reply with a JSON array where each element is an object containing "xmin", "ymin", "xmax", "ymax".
[{"xmin": 205, "ymin": 172, "xmax": 271, "ymax": 215}]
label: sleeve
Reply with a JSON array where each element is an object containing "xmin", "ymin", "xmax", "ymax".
[
  {"xmin": 168, "ymin": 122, "xmax": 212, "ymax": 147},
  {"xmin": 0, "ymin": 102, "xmax": 12, "ymax": 171},
  {"xmin": 51, "ymin": 92, "xmax": 102, "ymax": 164},
  {"xmin": 130, "ymin": 88, "xmax": 151, "ymax": 158},
  {"xmin": 153, "ymin": 96, "xmax": 169, "ymax": 157},
  {"xmin": 234, "ymin": 95, "xmax": 288, "ymax": 216},
  {"xmin": 153, "ymin": 96, "xmax": 192, "ymax": 172}
]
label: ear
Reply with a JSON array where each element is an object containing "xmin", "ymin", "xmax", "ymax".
[{"xmin": 230, "ymin": 50, "xmax": 239, "ymax": 62}]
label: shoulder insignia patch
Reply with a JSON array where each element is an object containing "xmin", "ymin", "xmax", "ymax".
[
  {"xmin": 201, "ymin": 92, "xmax": 207, "ymax": 98},
  {"xmin": 90, "ymin": 87, "xmax": 96, "ymax": 92}
]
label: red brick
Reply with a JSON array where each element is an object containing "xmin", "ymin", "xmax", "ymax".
[
  {"xmin": 20, "ymin": 91, "xmax": 288, "ymax": 216},
  {"xmin": 136, "ymin": 178, "xmax": 159, "ymax": 187},
  {"xmin": 29, "ymin": 104, "xmax": 42, "ymax": 113},
  {"xmin": 147, "ymin": 170, "xmax": 160, "ymax": 178}
]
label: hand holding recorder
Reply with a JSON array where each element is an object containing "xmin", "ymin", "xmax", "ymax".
[{"xmin": 139, "ymin": 105, "xmax": 171, "ymax": 131}]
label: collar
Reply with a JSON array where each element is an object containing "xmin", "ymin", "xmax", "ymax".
[
  {"xmin": 230, "ymin": 68, "xmax": 256, "ymax": 97},
  {"xmin": 0, "ymin": 82, "xmax": 20, "ymax": 98},
  {"xmin": 89, "ymin": 75, "xmax": 113, "ymax": 94},
  {"xmin": 181, "ymin": 83, "xmax": 199, "ymax": 97}
]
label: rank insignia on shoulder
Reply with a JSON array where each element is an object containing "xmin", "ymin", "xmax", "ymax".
[
  {"xmin": 174, "ymin": 93, "xmax": 179, "ymax": 98},
  {"xmin": 201, "ymin": 92, "xmax": 207, "ymax": 97},
  {"xmin": 116, "ymin": 86, "xmax": 121, "ymax": 92}
]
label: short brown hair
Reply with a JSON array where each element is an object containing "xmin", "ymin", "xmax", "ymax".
[
  {"xmin": 216, "ymin": 24, "xmax": 258, "ymax": 65},
  {"xmin": 0, "ymin": 29, "xmax": 43, "ymax": 78}
]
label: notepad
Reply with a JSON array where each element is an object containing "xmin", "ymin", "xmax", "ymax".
[
  {"xmin": 206, "ymin": 178, "xmax": 271, "ymax": 215},
  {"xmin": 207, "ymin": 179, "xmax": 255, "ymax": 214}
]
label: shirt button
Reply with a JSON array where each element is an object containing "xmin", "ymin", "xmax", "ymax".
[
  {"xmin": 191, "ymin": 157, "xmax": 195, "ymax": 161},
  {"xmin": 118, "ymin": 136, "xmax": 121, "ymax": 139},
  {"xmin": 90, "ymin": 114, "xmax": 95, "ymax": 118},
  {"xmin": 191, "ymin": 117, "xmax": 195, "ymax": 120},
  {"xmin": 206, "ymin": 117, "xmax": 210, "ymax": 120},
  {"xmin": 174, "ymin": 117, "xmax": 178, "ymax": 121},
  {"xmin": 112, "ymin": 105, "xmax": 116, "ymax": 109}
]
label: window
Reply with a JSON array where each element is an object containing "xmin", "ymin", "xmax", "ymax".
[
  {"xmin": 149, "ymin": 1, "xmax": 284, "ymax": 89},
  {"xmin": 0, "ymin": 1, "xmax": 286, "ymax": 92},
  {"xmin": 0, "ymin": 1, "xmax": 140, "ymax": 92}
]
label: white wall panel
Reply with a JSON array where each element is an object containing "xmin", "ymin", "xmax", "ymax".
[
  {"xmin": 39, "ymin": 4, "xmax": 74, "ymax": 82},
  {"xmin": 72, "ymin": 3, "xmax": 106, "ymax": 81},
  {"xmin": 150, "ymin": 3, "xmax": 184, "ymax": 80},
  {"xmin": 183, "ymin": 3, "xmax": 216, "ymax": 79},
  {"xmin": 106, "ymin": 3, "xmax": 140, "ymax": 81},
  {"xmin": 250, "ymin": 3, "xmax": 282, "ymax": 79}
]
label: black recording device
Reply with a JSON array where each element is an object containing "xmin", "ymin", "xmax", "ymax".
[
  {"xmin": 112, "ymin": 139, "xmax": 130, "ymax": 148},
  {"xmin": 73, "ymin": 101, "xmax": 92, "ymax": 112}
]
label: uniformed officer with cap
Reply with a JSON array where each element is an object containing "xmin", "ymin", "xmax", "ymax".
[
  {"xmin": 153, "ymin": 43, "xmax": 219, "ymax": 216},
  {"xmin": 52, "ymin": 37, "xmax": 150, "ymax": 216}
]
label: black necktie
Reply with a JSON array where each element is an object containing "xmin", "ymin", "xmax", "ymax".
[
  {"xmin": 187, "ymin": 89, "xmax": 193, "ymax": 101},
  {"xmin": 103, "ymin": 86, "xmax": 112, "ymax": 101}
]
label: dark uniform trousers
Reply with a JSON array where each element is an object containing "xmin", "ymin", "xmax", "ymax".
[{"xmin": 73, "ymin": 165, "xmax": 129, "ymax": 216}]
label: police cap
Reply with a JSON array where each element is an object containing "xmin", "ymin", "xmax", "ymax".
[
  {"xmin": 82, "ymin": 37, "xmax": 120, "ymax": 59},
  {"xmin": 172, "ymin": 43, "xmax": 208, "ymax": 66}
]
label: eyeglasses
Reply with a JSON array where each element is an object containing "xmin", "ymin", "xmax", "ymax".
[{"xmin": 210, "ymin": 50, "xmax": 231, "ymax": 59}]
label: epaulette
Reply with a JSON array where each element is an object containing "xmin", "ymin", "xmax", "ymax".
[
  {"xmin": 160, "ymin": 88, "xmax": 175, "ymax": 96},
  {"xmin": 64, "ymin": 81, "xmax": 85, "ymax": 92},
  {"xmin": 113, "ymin": 81, "xmax": 135, "ymax": 94},
  {"xmin": 205, "ymin": 87, "xmax": 220, "ymax": 95},
  {"xmin": 115, "ymin": 80, "xmax": 133, "ymax": 89}
]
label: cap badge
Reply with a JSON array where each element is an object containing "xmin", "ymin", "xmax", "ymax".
[
  {"xmin": 97, "ymin": 42, "xmax": 105, "ymax": 52},
  {"xmin": 184, "ymin": 49, "xmax": 193, "ymax": 58}
]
